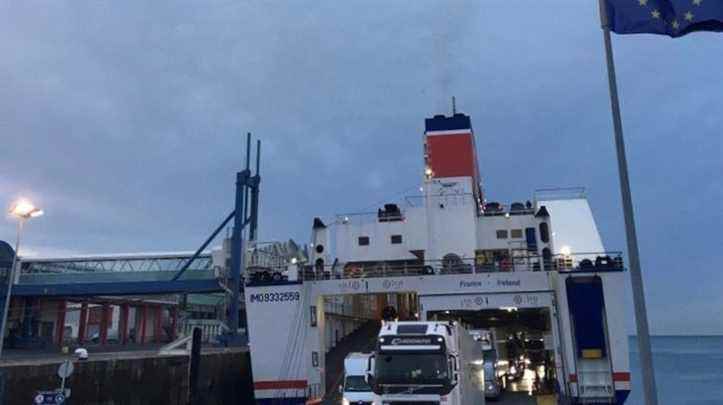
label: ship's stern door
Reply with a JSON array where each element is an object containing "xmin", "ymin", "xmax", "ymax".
[{"xmin": 566, "ymin": 276, "xmax": 616, "ymax": 404}]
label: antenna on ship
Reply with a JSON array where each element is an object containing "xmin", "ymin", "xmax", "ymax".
[{"xmin": 452, "ymin": 96, "xmax": 457, "ymax": 115}]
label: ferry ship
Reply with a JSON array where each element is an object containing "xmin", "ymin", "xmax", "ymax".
[{"xmin": 242, "ymin": 112, "xmax": 631, "ymax": 404}]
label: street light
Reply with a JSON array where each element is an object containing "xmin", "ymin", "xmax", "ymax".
[
  {"xmin": 0, "ymin": 199, "xmax": 43, "ymax": 359},
  {"xmin": 9, "ymin": 200, "xmax": 44, "ymax": 219}
]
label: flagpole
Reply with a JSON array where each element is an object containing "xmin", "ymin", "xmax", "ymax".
[{"xmin": 598, "ymin": 1, "xmax": 659, "ymax": 404}]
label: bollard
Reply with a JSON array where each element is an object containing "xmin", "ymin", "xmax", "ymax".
[{"xmin": 188, "ymin": 327, "xmax": 202, "ymax": 405}]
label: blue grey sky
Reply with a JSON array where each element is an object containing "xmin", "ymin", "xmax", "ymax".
[{"xmin": 1, "ymin": 1, "xmax": 721, "ymax": 335}]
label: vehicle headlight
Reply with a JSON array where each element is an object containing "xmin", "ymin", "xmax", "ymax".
[{"xmin": 342, "ymin": 398, "xmax": 350, "ymax": 405}]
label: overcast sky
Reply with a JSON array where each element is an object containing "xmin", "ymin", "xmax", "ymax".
[{"xmin": 1, "ymin": 1, "xmax": 721, "ymax": 335}]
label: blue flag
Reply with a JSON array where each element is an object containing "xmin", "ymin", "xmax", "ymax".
[{"xmin": 605, "ymin": 0, "xmax": 723, "ymax": 37}]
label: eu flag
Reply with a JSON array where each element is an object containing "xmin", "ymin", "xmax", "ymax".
[{"xmin": 605, "ymin": 0, "xmax": 723, "ymax": 37}]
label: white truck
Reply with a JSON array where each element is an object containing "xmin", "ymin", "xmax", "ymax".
[
  {"xmin": 367, "ymin": 321, "xmax": 485, "ymax": 405},
  {"xmin": 341, "ymin": 352, "xmax": 377, "ymax": 405}
]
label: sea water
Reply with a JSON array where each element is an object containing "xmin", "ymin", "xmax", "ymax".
[{"xmin": 627, "ymin": 335, "xmax": 723, "ymax": 405}]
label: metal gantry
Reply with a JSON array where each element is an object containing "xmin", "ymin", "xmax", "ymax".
[
  {"xmin": 0, "ymin": 133, "xmax": 262, "ymax": 345},
  {"xmin": 22, "ymin": 253, "xmax": 213, "ymax": 274}
]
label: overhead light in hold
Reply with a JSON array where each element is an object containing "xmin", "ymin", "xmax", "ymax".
[
  {"xmin": 560, "ymin": 245, "xmax": 572, "ymax": 256},
  {"xmin": 291, "ymin": 257, "xmax": 298, "ymax": 264},
  {"xmin": 500, "ymin": 306, "xmax": 518, "ymax": 312},
  {"xmin": 342, "ymin": 216, "xmax": 350, "ymax": 224},
  {"xmin": 424, "ymin": 167, "xmax": 433, "ymax": 177},
  {"xmin": 419, "ymin": 187, "xmax": 424, "ymax": 192}
]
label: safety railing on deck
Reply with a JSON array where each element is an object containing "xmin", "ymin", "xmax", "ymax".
[
  {"xmin": 534, "ymin": 186, "xmax": 587, "ymax": 201},
  {"xmin": 299, "ymin": 252, "xmax": 624, "ymax": 281}
]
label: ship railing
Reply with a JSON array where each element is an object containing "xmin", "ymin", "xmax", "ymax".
[
  {"xmin": 403, "ymin": 193, "xmax": 477, "ymax": 208},
  {"xmin": 481, "ymin": 207, "xmax": 535, "ymax": 217},
  {"xmin": 534, "ymin": 186, "xmax": 587, "ymax": 201},
  {"xmin": 299, "ymin": 252, "xmax": 624, "ymax": 281},
  {"xmin": 549, "ymin": 251, "xmax": 624, "ymax": 272},
  {"xmin": 335, "ymin": 210, "xmax": 406, "ymax": 226}
]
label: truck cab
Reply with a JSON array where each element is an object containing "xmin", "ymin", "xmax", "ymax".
[
  {"xmin": 342, "ymin": 352, "xmax": 376, "ymax": 405},
  {"xmin": 367, "ymin": 321, "xmax": 485, "ymax": 405}
]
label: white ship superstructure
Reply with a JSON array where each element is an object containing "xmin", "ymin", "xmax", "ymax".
[{"xmin": 241, "ymin": 112, "xmax": 632, "ymax": 405}]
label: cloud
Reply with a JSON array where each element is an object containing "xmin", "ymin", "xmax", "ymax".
[{"xmin": 0, "ymin": 0, "xmax": 721, "ymax": 333}]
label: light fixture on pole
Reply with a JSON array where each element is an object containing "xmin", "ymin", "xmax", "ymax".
[{"xmin": 0, "ymin": 199, "xmax": 43, "ymax": 359}]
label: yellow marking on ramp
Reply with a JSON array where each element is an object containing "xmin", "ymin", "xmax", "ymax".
[{"xmin": 536, "ymin": 394, "xmax": 557, "ymax": 405}]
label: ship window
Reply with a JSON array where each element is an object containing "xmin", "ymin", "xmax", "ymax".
[
  {"xmin": 511, "ymin": 229, "xmax": 523, "ymax": 238},
  {"xmin": 542, "ymin": 248, "xmax": 552, "ymax": 271},
  {"xmin": 540, "ymin": 222, "xmax": 550, "ymax": 243},
  {"xmin": 496, "ymin": 230, "xmax": 508, "ymax": 239},
  {"xmin": 391, "ymin": 235, "xmax": 403, "ymax": 244},
  {"xmin": 358, "ymin": 236, "xmax": 370, "ymax": 246}
]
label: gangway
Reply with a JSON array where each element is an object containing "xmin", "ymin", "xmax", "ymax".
[{"xmin": 1, "ymin": 252, "xmax": 223, "ymax": 297}]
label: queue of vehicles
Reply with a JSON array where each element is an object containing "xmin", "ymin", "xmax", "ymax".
[
  {"xmin": 339, "ymin": 321, "xmax": 485, "ymax": 405},
  {"xmin": 469, "ymin": 329, "xmax": 502, "ymax": 401},
  {"xmin": 340, "ymin": 323, "xmax": 552, "ymax": 404},
  {"xmin": 341, "ymin": 353, "xmax": 376, "ymax": 405}
]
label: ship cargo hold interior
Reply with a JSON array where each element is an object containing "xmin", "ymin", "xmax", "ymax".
[
  {"xmin": 319, "ymin": 292, "xmax": 416, "ymax": 404},
  {"xmin": 319, "ymin": 290, "xmax": 558, "ymax": 405},
  {"xmin": 430, "ymin": 307, "xmax": 558, "ymax": 404}
]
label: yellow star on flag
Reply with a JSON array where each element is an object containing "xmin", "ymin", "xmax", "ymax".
[
  {"xmin": 651, "ymin": 9, "xmax": 661, "ymax": 18},
  {"xmin": 685, "ymin": 11, "xmax": 695, "ymax": 21}
]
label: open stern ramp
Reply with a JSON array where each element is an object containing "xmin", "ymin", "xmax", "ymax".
[{"xmin": 245, "ymin": 271, "xmax": 553, "ymax": 404}]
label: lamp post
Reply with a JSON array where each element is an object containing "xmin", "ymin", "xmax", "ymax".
[{"xmin": 0, "ymin": 199, "xmax": 43, "ymax": 359}]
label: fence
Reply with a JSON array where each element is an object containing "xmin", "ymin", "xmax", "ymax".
[{"xmin": 181, "ymin": 319, "xmax": 231, "ymax": 343}]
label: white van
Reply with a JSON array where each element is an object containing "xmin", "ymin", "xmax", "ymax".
[{"xmin": 341, "ymin": 352, "xmax": 375, "ymax": 405}]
